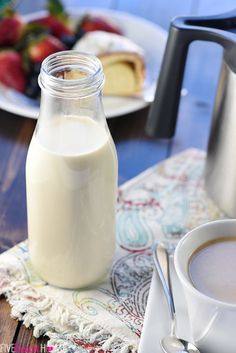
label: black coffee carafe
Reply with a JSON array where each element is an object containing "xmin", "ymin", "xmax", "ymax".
[{"xmin": 146, "ymin": 10, "xmax": 236, "ymax": 216}]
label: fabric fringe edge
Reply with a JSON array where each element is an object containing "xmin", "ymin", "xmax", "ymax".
[{"xmin": 0, "ymin": 266, "xmax": 137, "ymax": 353}]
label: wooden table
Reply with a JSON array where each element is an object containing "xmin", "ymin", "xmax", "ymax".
[{"xmin": 0, "ymin": 0, "xmax": 236, "ymax": 350}]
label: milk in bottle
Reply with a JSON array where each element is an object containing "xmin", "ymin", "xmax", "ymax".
[{"xmin": 26, "ymin": 52, "xmax": 118, "ymax": 288}]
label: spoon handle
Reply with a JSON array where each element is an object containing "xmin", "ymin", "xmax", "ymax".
[{"xmin": 153, "ymin": 243, "xmax": 176, "ymax": 331}]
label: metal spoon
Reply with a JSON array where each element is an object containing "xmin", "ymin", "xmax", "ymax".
[{"xmin": 153, "ymin": 242, "xmax": 200, "ymax": 353}]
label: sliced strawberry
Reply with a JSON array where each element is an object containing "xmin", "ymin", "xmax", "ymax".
[
  {"xmin": 80, "ymin": 15, "xmax": 122, "ymax": 35},
  {"xmin": 30, "ymin": 0, "xmax": 74, "ymax": 39},
  {"xmin": 28, "ymin": 34, "xmax": 66, "ymax": 63},
  {"xmin": 0, "ymin": 14, "xmax": 24, "ymax": 45},
  {"xmin": 0, "ymin": 50, "xmax": 26, "ymax": 92},
  {"xmin": 31, "ymin": 15, "xmax": 74, "ymax": 39}
]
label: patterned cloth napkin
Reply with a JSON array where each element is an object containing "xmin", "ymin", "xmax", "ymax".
[{"xmin": 0, "ymin": 149, "xmax": 224, "ymax": 353}]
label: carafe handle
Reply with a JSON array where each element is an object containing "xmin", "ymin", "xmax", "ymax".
[{"xmin": 146, "ymin": 10, "xmax": 236, "ymax": 138}]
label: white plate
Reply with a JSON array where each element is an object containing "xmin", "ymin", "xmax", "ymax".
[
  {"xmin": 0, "ymin": 8, "xmax": 167, "ymax": 119},
  {"xmin": 138, "ymin": 256, "xmax": 192, "ymax": 353}
]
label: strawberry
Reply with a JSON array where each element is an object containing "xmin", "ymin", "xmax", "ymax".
[
  {"xmin": 30, "ymin": 0, "xmax": 74, "ymax": 40},
  {"xmin": 79, "ymin": 15, "xmax": 122, "ymax": 35},
  {"xmin": 0, "ymin": 14, "xmax": 24, "ymax": 45},
  {"xmin": 31, "ymin": 15, "xmax": 74, "ymax": 39},
  {"xmin": 28, "ymin": 34, "xmax": 66, "ymax": 63},
  {"xmin": 0, "ymin": 50, "xmax": 26, "ymax": 92}
]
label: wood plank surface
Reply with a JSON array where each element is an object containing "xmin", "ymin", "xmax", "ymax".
[
  {"xmin": 108, "ymin": 108, "xmax": 170, "ymax": 184},
  {"xmin": 15, "ymin": 325, "xmax": 47, "ymax": 352},
  {"xmin": 0, "ymin": 297, "xmax": 19, "ymax": 348},
  {"xmin": 0, "ymin": 113, "xmax": 35, "ymax": 253}
]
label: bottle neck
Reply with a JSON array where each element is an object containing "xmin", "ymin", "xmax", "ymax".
[
  {"xmin": 37, "ymin": 51, "xmax": 106, "ymax": 126},
  {"xmin": 39, "ymin": 89, "xmax": 105, "ymax": 124}
]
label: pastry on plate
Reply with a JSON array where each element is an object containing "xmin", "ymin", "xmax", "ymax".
[{"xmin": 73, "ymin": 30, "xmax": 145, "ymax": 96}]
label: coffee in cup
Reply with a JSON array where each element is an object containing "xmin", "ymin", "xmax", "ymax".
[
  {"xmin": 188, "ymin": 237, "xmax": 236, "ymax": 304},
  {"xmin": 174, "ymin": 220, "xmax": 236, "ymax": 353}
]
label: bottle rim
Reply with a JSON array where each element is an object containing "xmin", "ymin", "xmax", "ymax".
[{"xmin": 38, "ymin": 51, "xmax": 105, "ymax": 98}]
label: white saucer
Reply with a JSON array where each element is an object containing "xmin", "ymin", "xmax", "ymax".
[{"xmin": 138, "ymin": 256, "xmax": 192, "ymax": 353}]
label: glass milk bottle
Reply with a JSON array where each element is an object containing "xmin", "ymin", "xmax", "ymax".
[{"xmin": 26, "ymin": 51, "xmax": 118, "ymax": 289}]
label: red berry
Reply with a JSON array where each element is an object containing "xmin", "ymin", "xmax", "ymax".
[
  {"xmin": 29, "ymin": 35, "xmax": 66, "ymax": 63},
  {"xmin": 80, "ymin": 16, "xmax": 122, "ymax": 35},
  {"xmin": 0, "ymin": 15, "xmax": 24, "ymax": 45},
  {"xmin": 0, "ymin": 51, "xmax": 26, "ymax": 92},
  {"xmin": 31, "ymin": 16, "xmax": 74, "ymax": 39}
]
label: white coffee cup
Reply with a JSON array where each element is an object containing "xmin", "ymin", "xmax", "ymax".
[{"xmin": 174, "ymin": 219, "xmax": 236, "ymax": 353}]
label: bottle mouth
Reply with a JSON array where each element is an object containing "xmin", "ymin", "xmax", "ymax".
[{"xmin": 38, "ymin": 51, "xmax": 105, "ymax": 98}]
